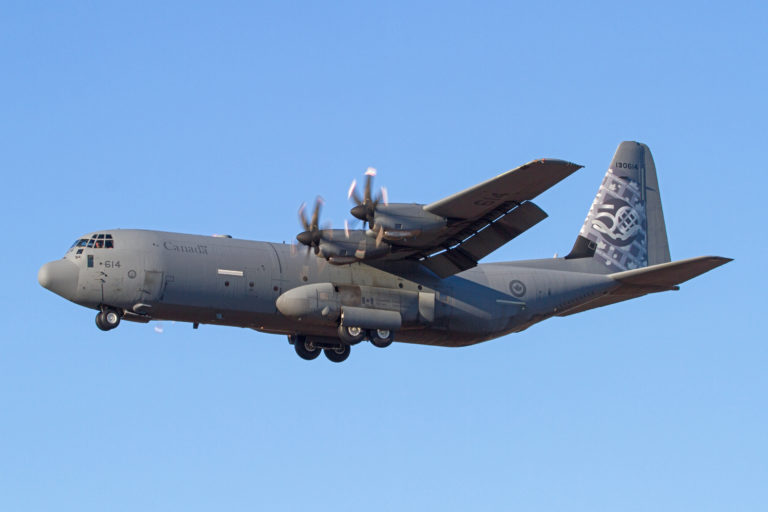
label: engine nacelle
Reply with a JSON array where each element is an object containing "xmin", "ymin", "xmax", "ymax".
[
  {"xmin": 318, "ymin": 238, "xmax": 390, "ymax": 264},
  {"xmin": 369, "ymin": 203, "xmax": 446, "ymax": 241}
]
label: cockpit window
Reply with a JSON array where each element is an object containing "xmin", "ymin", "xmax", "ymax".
[{"xmin": 70, "ymin": 234, "xmax": 115, "ymax": 250}]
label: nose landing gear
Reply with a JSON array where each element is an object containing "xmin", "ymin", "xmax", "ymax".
[{"xmin": 95, "ymin": 308, "xmax": 121, "ymax": 331}]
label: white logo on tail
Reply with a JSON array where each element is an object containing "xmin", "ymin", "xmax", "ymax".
[{"xmin": 580, "ymin": 168, "xmax": 648, "ymax": 270}]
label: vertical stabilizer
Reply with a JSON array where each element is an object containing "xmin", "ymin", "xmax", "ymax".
[{"xmin": 566, "ymin": 141, "xmax": 671, "ymax": 271}]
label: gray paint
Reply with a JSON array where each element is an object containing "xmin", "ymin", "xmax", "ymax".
[{"xmin": 38, "ymin": 142, "xmax": 730, "ymax": 358}]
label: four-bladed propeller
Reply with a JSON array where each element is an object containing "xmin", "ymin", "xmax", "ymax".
[
  {"xmin": 296, "ymin": 167, "xmax": 392, "ymax": 261},
  {"xmin": 348, "ymin": 167, "xmax": 387, "ymax": 228},
  {"xmin": 297, "ymin": 198, "xmax": 324, "ymax": 254}
]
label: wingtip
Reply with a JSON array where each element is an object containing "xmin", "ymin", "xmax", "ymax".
[{"xmin": 711, "ymin": 256, "xmax": 734, "ymax": 264}]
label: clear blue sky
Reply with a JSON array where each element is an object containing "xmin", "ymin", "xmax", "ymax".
[{"xmin": 1, "ymin": 1, "xmax": 766, "ymax": 510}]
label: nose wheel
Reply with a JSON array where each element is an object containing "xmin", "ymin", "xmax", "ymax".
[{"xmin": 95, "ymin": 308, "xmax": 121, "ymax": 331}]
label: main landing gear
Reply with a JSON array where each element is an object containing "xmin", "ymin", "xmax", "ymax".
[
  {"xmin": 290, "ymin": 327, "xmax": 396, "ymax": 363},
  {"xmin": 370, "ymin": 329, "xmax": 394, "ymax": 348},
  {"xmin": 324, "ymin": 344, "xmax": 351, "ymax": 363},
  {"xmin": 95, "ymin": 308, "xmax": 121, "ymax": 331},
  {"xmin": 293, "ymin": 336, "xmax": 322, "ymax": 360},
  {"xmin": 292, "ymin": 335, "xmax": 351, "ymax": 363}
]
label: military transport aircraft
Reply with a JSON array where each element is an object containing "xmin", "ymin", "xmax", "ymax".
[{"xmin": 38, "ymin": 142, "xmax": 730, "ymax": 363}]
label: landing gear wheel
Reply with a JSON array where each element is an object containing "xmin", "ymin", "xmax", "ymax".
[
  {"xmin": 324, "ymin": 345, "xmax": 351, "ymax": 363},
  {"xmin": 103, "ymin": 309, "xmax": 121, "ymax": 329},
  {"xmin": 370, "ymin": 329, "xmax": 394, "ymax": 348},
  {"xmin": 294, "ymin": 336, "xmax": 321, "ymax": 361},
  {"xmin": 95, "ymin": 309, "xmax": 121, "ymax": 331},
  {"xmin": 338, "ymin": 325, "xmax": 366, "ymax": 345},
  {"xmin": 95, "ymin": 312, "xmax": 110, "ymax": 331}
]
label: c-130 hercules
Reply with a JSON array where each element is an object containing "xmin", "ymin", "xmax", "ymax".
[{"xmin": 39, "ymin": 142, "xmax": 730, "ymax": 363}]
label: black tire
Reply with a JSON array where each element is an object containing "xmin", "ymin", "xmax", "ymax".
[
  {"xmin": 370, "ymin": 329, "xmax": 394, "ymax": 348},
  {"xmin": 103, "ymin": 309, "xmax": 121, "ymax": 329},
  {"xmin": 324, "ymin": 345, "xmax": 350, "ymax": 363},
  {"xmin": 338, "ymin": 324, "xmax": 366, "ymax": 344},
  {"xmin": 294, "ymin": 336, "xmax": 321, "ymax": 360},
  {"xmin": 95, "ymin": 312, "xmax": 110, "ymax": 331}
]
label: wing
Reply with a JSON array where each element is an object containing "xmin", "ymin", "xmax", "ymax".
[
  {"xmin": 425, "ymin": 159, "xmax": 582, "ymax": 219},
  {"xmin": 414, "ymin": 159, "xmax": 582, "ymax": 277},
  {"xmin": 301, "ymin": 158, "xmax": 582, "ymax": 274}
]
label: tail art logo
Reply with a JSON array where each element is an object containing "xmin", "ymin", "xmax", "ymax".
[{"xmin": 592, "ymin": 196, "xmax": 643, "ymax": 246}]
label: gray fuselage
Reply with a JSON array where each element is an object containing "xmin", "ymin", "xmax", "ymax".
[{"xmin": 46, "ymin": 229, "xmax": 619, "ymax": 347}]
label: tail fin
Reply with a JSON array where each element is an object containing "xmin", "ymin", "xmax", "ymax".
[{"xmin": 566, "ymin": 141, "xmax": 671, "ymax": 271}]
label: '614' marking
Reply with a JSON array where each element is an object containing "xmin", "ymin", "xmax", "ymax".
[{"xmin": 102, "ymin": 260, "xmax": 121, "ymax": 268}]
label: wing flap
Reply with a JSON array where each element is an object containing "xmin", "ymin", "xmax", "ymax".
[
  {"xmin": 425, "ymin": 159, "xmax": 582, "ymax": 220},
  {"xmin": 421, "ymin": 202, "xmax": 548, "ymax": 278}
]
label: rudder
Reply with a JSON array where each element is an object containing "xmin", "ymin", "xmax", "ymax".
[{"xmin": 566, "ymin": 141, "xmax": 671, "ymax": 271}]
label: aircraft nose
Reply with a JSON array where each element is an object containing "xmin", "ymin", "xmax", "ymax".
[{"xmin": 38, "ymin": 259, "xmax": 79, "ymax": 299}]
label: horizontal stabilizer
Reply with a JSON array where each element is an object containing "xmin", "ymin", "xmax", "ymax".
[
  {"xmin": 557, "ymin": 256, "xmax": 731, "ymax": 316},
  {"xmin": 609, "ymin": 256, "xmax": 732, "ymax": 292}
]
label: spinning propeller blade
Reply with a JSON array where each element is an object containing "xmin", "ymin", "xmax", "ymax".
[
  {"xmin": 348, "ymin": 167, "xmax": 388, "ymax": 228},
  {"xmin": 296, "ymin": 197, "xmax": 325, "ymax": 255}
]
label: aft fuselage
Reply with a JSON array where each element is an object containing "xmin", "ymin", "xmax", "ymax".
[{"xmin": 40, "ymin": 229, "xmax": 618, "ymax": 347}]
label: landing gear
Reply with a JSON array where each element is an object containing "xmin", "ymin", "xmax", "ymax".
[
  {"xmin": 338, "ymin": 325, "xmax": 366, "ymax": 345},
  {"xmin": 293, "ymin": 335, "xmax": 322, "ymax": 360},
  {"xmin": 289, "ymin": 327, "xmax": 395, "ymax": 363},
  {"xmin": 370, "ymin": 329, "xmax": 394, "ymax": 348},
  {"xmin": 290, "ymin": 334, "xmax": 352, "ymax": 362},
  {"xmin": 95, "ymin": 308, "xmax": 121, "ymax": 331},
  {"xmin": 324, "ymin": 344, "xmax": 350, "ymax": 363}
]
